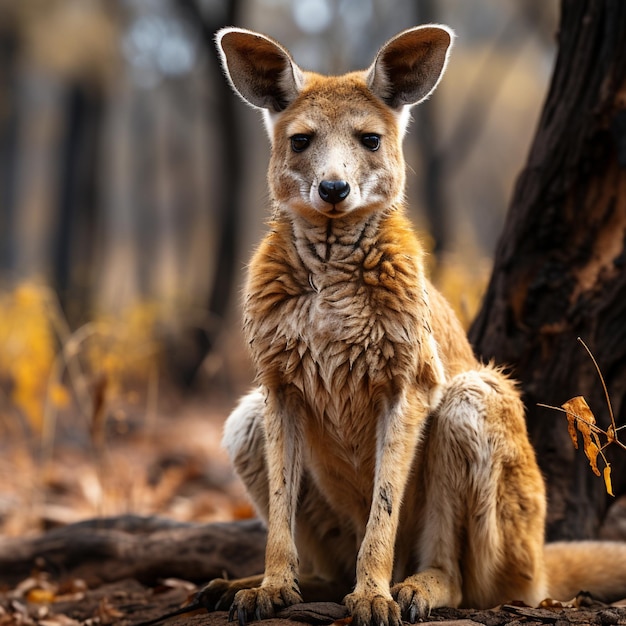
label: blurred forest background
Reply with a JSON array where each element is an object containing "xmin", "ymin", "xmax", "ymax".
[{"xmin": 0, "ymin": 0, "xmax": 558, "ymax": 536}]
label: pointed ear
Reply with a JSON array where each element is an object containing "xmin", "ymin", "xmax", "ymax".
[
  {"xmin": 366, "ymin": 25, "xmax": 454, "ymax": 109},
  {"xmin": 216, "ymin": 27, "xmax": 305, "ymax": 113}
]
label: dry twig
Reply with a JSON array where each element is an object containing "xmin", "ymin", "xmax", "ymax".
[{"xmin": 538, "ymin": 337, "xmax": 626, "ymax": 496}]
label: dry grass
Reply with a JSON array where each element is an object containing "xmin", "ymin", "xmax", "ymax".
[{"xmin": 0, "ymin": 281, "xmax": 253, "ymax": 537}]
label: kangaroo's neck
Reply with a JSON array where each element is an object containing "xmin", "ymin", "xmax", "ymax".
[{"xmin": 285, "ymin": 207, "xmax": 394, "ymax": 279}]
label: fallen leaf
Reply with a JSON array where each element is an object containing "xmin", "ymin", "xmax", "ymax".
[
  {"xmin": 26, "ymin": 588, "xmax": 56, "ymax": 604},
  {"xmin": 162, "ymin": 578, "xmax": 196, "ymax": 591},
  {"xmin": 96, "ymin": 597, "xmax": 124, "ymax": 624},
  {"xmin": 12, "ymin": 575, "xmax": 55, "ymax": 599},
  {"xmin": 39, "ymin": 615, "xmax": 81, "ymax": 626}
]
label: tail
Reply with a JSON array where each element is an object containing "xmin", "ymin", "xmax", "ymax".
[{"xmin": 545, "ymin": 541, "xmax": 626, "ymax": 603}]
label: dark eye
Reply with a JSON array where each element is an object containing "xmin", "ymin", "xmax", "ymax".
[
  {"xmin": 291, "ymin": 134, "xmax": 311, "ymax": 152},
  {"xmin": 361, "ymin": 134, "xmax": 381, "ymax": 151}
]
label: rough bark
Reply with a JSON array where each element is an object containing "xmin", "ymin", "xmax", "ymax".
[{"xmin": 469, "ymin": 0, "xmax": 626, "ymax": 541}]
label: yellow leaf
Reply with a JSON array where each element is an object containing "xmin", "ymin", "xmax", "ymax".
[
  {"xmin": 562, "ymin": 396, "xmax": 593, "ymax": 450},
  {"xmin": 566, "ymin": 410, "xmax": 579, "ymax": 450},
  {"xmin": 27, "ymin": 588, "xmax": 56, "ymax": 603},
  {"xmin": 603, "ymin": 465, "xmax": 615, "ymax": 497},
  {"xmin": 562, "ymin": 396, "xmax": 601, "ymax": 472},
  {"xmin": 607, "ymin": 425, "xmax": 616, "ymax": 443},
  {"xmin": 562, "ymin": 396, "xmax": 595, "ymax": 425},
  {"xmin": 585, "ymin": 441, "xmax": 601, "ymax": 477}
]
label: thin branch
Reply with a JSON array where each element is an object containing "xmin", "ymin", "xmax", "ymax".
[{"xmin": 577, "ymin": 336, "xmax": 616, "ymax": 434}]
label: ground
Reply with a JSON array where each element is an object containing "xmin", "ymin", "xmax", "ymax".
[
  {"xmin": 2, "ymin": 562, "xmax": 626, "ymax": 625},
  {"xmin": 1, "ymin": 385, "xmax": 626, "ymax": 626}
]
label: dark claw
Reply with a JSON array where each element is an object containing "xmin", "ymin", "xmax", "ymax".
[
  {"xmin": 238, "ymin": 606, "xmax": 248, "ymax": 626},
  {"xmin": 255, "ymin": 607, "xmax": 262, "ymax": 622},
  {"xmin": 195, "ymin": 589, "xmax": 211, "ymax": 610},
  {"xmin": 228, "ymin": 604, "xmax": 237, "ymax": 622},
  {"xmin": 409, "ymin": 604, "xmax": 417, "ymax": 623}
]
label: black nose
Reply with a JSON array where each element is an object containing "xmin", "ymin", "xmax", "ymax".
[{"xmin": 318, "ymin": 180, "xmax": 350, "ymax": 204}]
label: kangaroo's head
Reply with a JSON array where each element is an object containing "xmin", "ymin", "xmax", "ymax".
[{"xmin": 216, "ymin": 26, "xmax": 453, "ymax": 222}]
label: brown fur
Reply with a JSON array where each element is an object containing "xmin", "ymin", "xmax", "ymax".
[{"xmin": 204, "ymin": 25, "xmax": 626, "ymax": 626}]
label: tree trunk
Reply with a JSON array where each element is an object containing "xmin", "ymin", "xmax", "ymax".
[
  {"xmin": 173, "ymin": 0, "xmax": 243, "ymax": 387},
  {"xmin": 470, "ymin": 0, "xmax": 626, "ymax": 541},
  {"xmin": 0, "ymin": 13, "xmax": 19, "ymax": 272},
  {"xmin": 54, "ymin": 80, "xmax": 104, "ymax": 327}
]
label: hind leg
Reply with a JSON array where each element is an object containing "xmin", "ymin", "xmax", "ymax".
[
  {"xmin": 393, "ymin": 367, "xmax": 547, "ymax": 620},
  {"xmin": 221, "ymin": 388, "xmax": 271, "ymax": 520},
  {"xmin": 202, "ymin": 388, "xmax": 353, "ymax": 610}
]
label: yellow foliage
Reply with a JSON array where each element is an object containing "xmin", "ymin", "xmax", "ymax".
[
  {"xmin": 49, "ymin": 382, "xmax": 71, "ymax": 409},
  {"xmin": 0, "ymin": 282, "xmax": 56, "ymax": 431},
  {"xmin": 0, "ymin": 281, "xmax": 161, "ymax": 435},
  {"xmin": 82, "ymin": 301, "xmax": 160, "ymax": 396}
]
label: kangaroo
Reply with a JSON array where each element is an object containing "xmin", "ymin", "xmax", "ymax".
[{"xmin": 204, "ymin": 25, "xmax": 626, "ymax": 626}]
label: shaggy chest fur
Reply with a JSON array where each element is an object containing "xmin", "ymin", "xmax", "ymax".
[
  {"xmin": 247, "ymin": 213, "xmax": 429, "ymax": 381},
  {"xmin": 243, "ymin": 211, "xmax": 437, "ymax": 458}
]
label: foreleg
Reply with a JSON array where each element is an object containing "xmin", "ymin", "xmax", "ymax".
[
  {"xmin": 345, "ymin": 389, "xmax": 429, "ymax": 626},
  {"xmin": 226, "ymin": 387, "xmax": 304, "ymax": 623}
]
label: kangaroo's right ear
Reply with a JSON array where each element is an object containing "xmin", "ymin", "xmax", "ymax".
[{"xmin": 216, "ymin": 28, "xmax": 305, "ymax": 113}]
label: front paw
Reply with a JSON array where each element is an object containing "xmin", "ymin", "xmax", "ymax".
[
  {"xmin": 344, "ymin": 591, "xmax": 402, "ymax": 626},
  {"xmin": 391, "ymin": 580, "xmax": 432, "ymax": 623},
  {"xmin": 229, "ymin": 583, "xmax": 302, "ymax": 625}
]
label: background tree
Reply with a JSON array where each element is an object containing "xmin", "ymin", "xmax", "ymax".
[
  {"xmin": 0, "ymin": 5, "xmax": 20, "ymax": 272},
  {"xmin": 53, "ymin": 79, "xmax": 104, "ymax": 327},
  {"xmin": 414, "ymin": 0, "xmax": 555, "ymax": 259},
  {"xmin": 470, "ymin": 0, "xmax": 626, "ymax": 541},
  {"xmin": 173, "ymin": 0, "xmax": 242, "ymax": 386}
]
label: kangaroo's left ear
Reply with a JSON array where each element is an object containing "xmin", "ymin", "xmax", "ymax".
[{"xmin": 366, "ymin": 25, "xmax": 454, "ymax": 109}]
